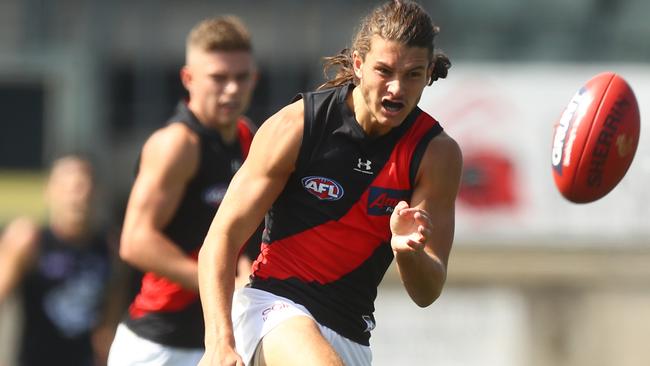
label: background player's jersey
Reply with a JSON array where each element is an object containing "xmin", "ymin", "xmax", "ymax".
[
  {"xmin": 124, "ymin": 101, "xmax": 255, "ymax": 348},
  {"xmin": 20, "ymin": 228, "xmax": 112, "ymax": 366},
  {"xmin": 250, "ymin": 83, "xmax": 443, "ymax": 345}
]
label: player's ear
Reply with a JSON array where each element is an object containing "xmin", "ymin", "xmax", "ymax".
[
  {"xmin": 353, "ymin": 50, "xmax": 363, "ymax": 80},
  {"xmin": 180, "ymin": 66, "xmax": 192, "ymax": 90}
]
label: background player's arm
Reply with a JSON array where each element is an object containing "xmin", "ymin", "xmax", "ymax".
[
  {"xmin": 119, "ymin": 123, "xmax": 201, "ymax": 291},
  {"xmin": 91, "ymin": 231, "xmax": 132, "ymax": 365},
  {"xmin": 198, "ymin": 101, "xmax": 303, "ymax": 365},
  {"xmin": 0, "ymin": 218, "xmax": 40, "ymax": 302},
  {"xmin": 392, "ymin": 131, "xmax": 462, "ymax": 307}
]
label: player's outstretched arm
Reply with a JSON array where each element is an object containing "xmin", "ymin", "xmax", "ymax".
[
  {"xmin": 0, "ymin": 218, "xmax": 40, "ymax": 302},
  {"xmin": 198, "ymin": 100, "xmax": 303, "ymax": 365},
  {"xmin": 391, "ymin": 131, "xmax": 462, "ymax": 307},
  {"xmin": 119, "ymin": 123, "xmax": 201, "ymax": 291}
]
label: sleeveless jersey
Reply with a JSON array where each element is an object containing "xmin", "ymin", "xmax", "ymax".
[
  {"xmin": 19, "ymin": 228, "xmax": 112, "ymax": 366},
  {"xmin": 124, "ymin": 101, "xmax": 256, "ymax": 348},
  {"xmin": 250, "ymin": 83, "xmax": 443, "ymax": 345}
]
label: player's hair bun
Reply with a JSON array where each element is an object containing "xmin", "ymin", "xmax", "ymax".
[{"xmin": 430, "ymin": 53, "xmax": 451, "ymax": 84}]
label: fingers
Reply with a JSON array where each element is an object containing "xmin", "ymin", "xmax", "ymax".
[
  {"xmin": 414, "ymin": 210, "xmax": 431, "ymax": 227},
  {"xmin": 393, "ymin": 200, "xmax": 410, "ymax": 215},
  {"xmin": 406, "ymin": 238, "xmax": 426, "ymax": 251},
  {"xmin": 391, "ymin": 202, "xmax": 433, "ymax": 253},
  {"xmin": 396, "ymin": 206, "xmax": 430, "ymax": 220},
  {"xmin": 413, "ymin": 225, "xmax": 430, "ymax": 246},
  {"xmin": 399, "ymin": 225, "xmax": 430, "ymax": 251},
  {"xmin": 409, "ymin": 220, "xmax": 432, "ymax": 248},
  {"xmin": 393, "ymin": 202, "xmax": 432, "ymax": 226},
  {"xmin": 418, "ymin": 224, "xmax": 431, "ymax": 239}
]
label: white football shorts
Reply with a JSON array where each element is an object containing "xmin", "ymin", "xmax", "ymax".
[
  {"xmin": 107, "ymin": 323, "xmax": 203, "ymax": 366},
  {"xmin": 233, "ymin": 287, "xmax": 371, "ymax": 365}
]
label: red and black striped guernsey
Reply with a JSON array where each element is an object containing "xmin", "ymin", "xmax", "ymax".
[
  {"xmin": 124, "ymin": 101, "xmax": 256, "ymax": 348},
  {"xmin": 250, "ymin": 83, "xmax": 443, "ymax": 345}
]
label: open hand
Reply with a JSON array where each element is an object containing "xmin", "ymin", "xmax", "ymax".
[{"xmin": 389, "ymin": 201, "xmax": 432, "ymax": 253}]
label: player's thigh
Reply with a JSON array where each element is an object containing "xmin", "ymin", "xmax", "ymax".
[{"xmin": 258, "ymin": 315, "xmax": 344, "ymax": 366}]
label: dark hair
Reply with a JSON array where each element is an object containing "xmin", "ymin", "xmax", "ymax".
[{"xmin": 320, "ymin": 0, "xmax": 450, "ymax": 90}]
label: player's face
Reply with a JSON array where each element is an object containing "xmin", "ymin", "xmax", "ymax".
[
  {"xmin": 184, "ymin": 49, "xmax": 256, "ymax": 128},
  {"xmin": 353, "ymin": 36, "xmax": 432, "ymax": 135},
  {"xmin": 47, "ymin": 159, "xmax": 94, "ymax": 224}
]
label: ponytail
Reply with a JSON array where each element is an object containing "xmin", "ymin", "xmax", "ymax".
[
  {"xmin": 318, "ymin": 49, "xmax": 355, "ymax": 90},
  {"xmin": 429, "ymin": 52, "xmax": 451, "ymax": 85}
]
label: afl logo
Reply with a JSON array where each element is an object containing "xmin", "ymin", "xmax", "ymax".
[{"xmin": 301, "ymin": 176, "xmax": 344, "ymax": 201}]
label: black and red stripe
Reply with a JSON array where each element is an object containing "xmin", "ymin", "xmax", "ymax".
[
  {"xmin": 251, "ymin": 84, "xmax": 442, "ymax": 345},
  {"xmin": 125, "ymin": 102, "xmax": 256, "ymax": 348}
]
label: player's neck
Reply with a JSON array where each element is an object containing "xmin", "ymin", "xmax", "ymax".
[
  {"xmin": 190, "ymin": 106, "xmax": 239, "ymax": 144},
  {"xmin": 349, "ymin": 87, "xmax": 392, "ymax": 137},
  {"xmin": 205, "ymin": 120, "xmax": 238, "ymax": 144},
  {"xmin": 49, "ymin": 215, "xmax": 91, "ymax": 244}
]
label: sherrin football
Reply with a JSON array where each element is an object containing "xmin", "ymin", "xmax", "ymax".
[{"xmin": 551, "ymin": 72, "xmax": 640, "ymax": 203}]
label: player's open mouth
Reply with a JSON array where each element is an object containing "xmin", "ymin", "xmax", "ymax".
[{"xmin": 381, "ymin": 100, "xmax": 405, "ymax": 113}]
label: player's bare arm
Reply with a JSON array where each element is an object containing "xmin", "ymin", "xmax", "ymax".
[
  {"xmin": 198, "ymin": 100, "xmax": 303, "ymax": 366},
  {"xmin": 0, "ymin": 218, "xmax": 40, "ymax": 302},
  {"xmin": 391, "ymin": 131, "xmax": 462, "ymax": 307},
  {"xmin": 119, "ymin": 122, "xmax": 201, "ymax": 291}
]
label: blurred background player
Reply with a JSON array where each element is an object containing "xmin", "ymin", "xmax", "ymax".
[
  {"xmin": 0, "ymin": 154, "xmax": 127, "ymax": 366},
  {"xmin": 197, "ymin": 1, "xmax": 462, "ymax": 365},
  {"xmin": 107, "ymin": 15, "xmax": 261, "ymax": 366}
]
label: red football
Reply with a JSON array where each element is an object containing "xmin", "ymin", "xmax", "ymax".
[{"xmin": 551, "ymin": 72, "xmax": 640, "ymax": 203}]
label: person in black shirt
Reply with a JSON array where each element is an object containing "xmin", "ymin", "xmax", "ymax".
[
  {"xmin": 0, "ymin": 154, "xmax": 126, "ymax": 366},
  {"xmin": 107, "ymin": 16, "xmax": 260, "ymax": 366}
]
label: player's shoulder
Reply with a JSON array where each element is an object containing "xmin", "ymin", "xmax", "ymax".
[
  {"xmin": 278, "ymin": 99, "xmax": 305, "ymax": 122},
  {"xmin": 148, "ymin": 122, "xmax": 199, "ymax": 147},
  {"xmin": 247, "ymin": 101, "xmax": 304, "ymax": 170},
  {"xmin": 143, "ymin": 123, "xmax": 200, "ymax": 157},
  {"xmin": 425, "ymin": 131, "xmax": 463, "ymax": 168},
  {"xmin": 413, "ymin": 129, "xmax": 463, "ymax": 196},
  {"xmin": 258, "ymin": 99, "xmax": 304, "ymax": 138},
  {"xmin": 139, "ymin": 122, "xmax": 200, "ymax": 175}
]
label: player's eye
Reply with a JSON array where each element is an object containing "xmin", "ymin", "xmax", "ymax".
[
  {"xmin": 211, "ymin": 75, "xmax": 227, "ymax": 83},
  {"xmin": 376, "ymin": 67, "xmax": 391, "ymax": 76},
  {"xmin": 235, "ymin": 73, "xmax": 251, "ymax": 83}
]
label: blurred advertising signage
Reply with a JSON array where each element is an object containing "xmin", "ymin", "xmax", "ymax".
[{"xmin": 418, "ymin": 63, "xmax": 650, "ymax": 246}]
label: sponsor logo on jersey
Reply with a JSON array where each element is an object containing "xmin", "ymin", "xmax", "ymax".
[
  {"xmin": 203, "ymin": 184, "xmax": 228, "ymax": 207},
  {"xmin": 301, "ymin": 176, "xmax": 344, "ymax": 201},
  {"xmin": 261, "ymin": 302, "xmax": 290, "ymax": 321},
  {"xmin": 367, "ymin": 187, "xmax": 409, "ymax": 215},
  {"xmin": 354, "ymin": 158, "xmax": 374, "ymax": 175}
]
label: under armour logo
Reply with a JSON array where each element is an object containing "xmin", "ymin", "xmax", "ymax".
[{"xmin": 354, "ymin": 158, "xmax": 373, "ymax": 175}]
